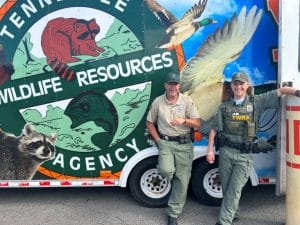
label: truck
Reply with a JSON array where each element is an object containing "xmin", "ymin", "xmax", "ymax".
[{"xmin": 0, "ymin": 0, "xmax": 291, "ymax": 207}]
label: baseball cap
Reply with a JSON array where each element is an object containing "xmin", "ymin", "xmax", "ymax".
[
  {"xmin": 165, "ymin": 72, "xmax": 180, "ymax": 83},
  {"xmin": 231, "ymin": 72, "xmax": 249, "ymax": 83}
]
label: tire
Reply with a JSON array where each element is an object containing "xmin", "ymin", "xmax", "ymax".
[
  {"xmin": 128, "ymin": 157, "xmax": 171, "ymax": 207},
  {"xmin": 191, "ymin": 160, "xmax": 223, "ymax": 206}
]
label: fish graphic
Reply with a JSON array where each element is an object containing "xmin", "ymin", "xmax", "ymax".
[{"xmin": 64, "ymin": 91, "xmax": 118, "ymax": 149}]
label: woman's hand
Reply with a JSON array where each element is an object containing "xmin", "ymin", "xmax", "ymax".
[{"xmin": 206, "ymin": 146, "xmax": 215, "ymax": 164}]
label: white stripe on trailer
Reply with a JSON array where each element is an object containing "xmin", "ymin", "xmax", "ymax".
[
  {"xmin": 0, "ymin": 180, "xmax": 119, "ymax": 187},
  {"xmin": 259, "ymin": 177, "xmax": 276, "ymax": 184}
]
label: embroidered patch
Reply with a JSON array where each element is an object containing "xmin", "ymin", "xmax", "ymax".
[{"xmin": 246, "ymin": 105, "xmax": 253, "ymax": 112}]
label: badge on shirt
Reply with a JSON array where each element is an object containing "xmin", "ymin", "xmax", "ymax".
[
  {"xmin": 246, "ymin": 104, "xmax": 253, "ymax": 112},
  {"xmin": 175, "ymin": 106, "xmax": 184, "ymax": 114},
  {"xmin": 171, "ymin": 105, "xmax": 184, "ymax": 118}
]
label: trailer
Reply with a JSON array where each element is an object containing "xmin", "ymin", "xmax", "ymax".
[{"xmin": 0, "ymin": 0, "xmax": 284, "ymax": 207}]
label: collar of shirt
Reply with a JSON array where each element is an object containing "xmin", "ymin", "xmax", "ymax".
[
  {"xmin": 164, "ymin": 93, "xmax": 182, "ymax": 105},
  {"xmin": 231, "ymin": 95, "xmax": 248, "ymax": 106},
  {"xmin": 234, "ymin": 98, "xmax": 245, "ymax": 105}
]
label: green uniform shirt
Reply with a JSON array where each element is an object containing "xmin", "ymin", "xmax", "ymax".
[
  {"xmin": 147, "ymin": 93, "xmax": 199, "ymax": 136},
  {"xmin": 214, "ymin": 90, "xmax": 279, "ymax": 142}
]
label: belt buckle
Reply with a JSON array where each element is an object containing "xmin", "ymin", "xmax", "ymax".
[
  {"xmin": 164, "ymin": 135, "xmax": 169, "ymax": 141},
  {"xmin": 180, "ymin": 134, "xmax": 188, "ymax": 139}
]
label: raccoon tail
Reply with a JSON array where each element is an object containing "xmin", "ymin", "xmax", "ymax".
[{"xmin": 48, "ymin": 58, "xmax": 75, "ymax": 81}]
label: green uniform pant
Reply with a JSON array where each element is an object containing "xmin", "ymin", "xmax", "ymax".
[
  {"xmin": 157, "ymin": 139, "xmax": 193, "ymax": 218},
  {"xmin": 218, "ymin": 146, "xmax": 253, "ymax": 225}
]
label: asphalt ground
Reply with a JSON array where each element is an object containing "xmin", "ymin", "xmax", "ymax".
[{"xmin": 0, "ymin": 185, "xmax": 284, "ymax": 225}]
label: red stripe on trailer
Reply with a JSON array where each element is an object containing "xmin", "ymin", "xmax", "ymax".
[
  {"xmin": 259, "ymin": 178, "xmax": 270, "ymax": 184},
  {"xmin": 19, "ymin": 182, "xmax": 29, "ymax": 187},
  {"xmin": 286, "ymin": 119, "xmax": 289, "ymax": 153},
  {"xmin": 40, "ymin": 181, "xmax": 50, "ymax": 186},
  {"xmin": 286, "ymin": 106, "xmax": 300, "ymax": 111},
  {"xmin": 61, "ymin": 181, "xmax": 72, "ymax": 186},
  {"xmin": 0, "ymin": 180, "xmax": 120, "ymax": 188},
  {"xmin": 0, "ymin": 182, "xmax": 9, "ymax": 187},
  {"xmin": 286, "ymin": 161, "xmax": 300, "ymax": 169},
  {"xmin": 104, "ymin": 180, "xmax": 115, "ymax": 185},
  {"xmin": 294, "ymin": 120, "xmax": 300, "ymax": 155},
  {"xmin": 82, "ymin": 182, "xmax": 94, "ymax": 186},
  {"xmin": 258, "ymin": 177, "xmax": 275, "ymax": 184}
]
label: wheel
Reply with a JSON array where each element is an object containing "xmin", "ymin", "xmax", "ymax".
[
  {"xmin": 191, "ymin": 160, "xmax": 223, "ymax": 206},
  {"xmin": 128, "ymin": 157, "xmax": 171, "ymax": 207}
]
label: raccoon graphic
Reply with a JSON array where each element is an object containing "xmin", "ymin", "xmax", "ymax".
[
  {"xmin": 0, "ymin": 124, "xmax": 56, "ymax": 180},
  {"xmin": 41, "ymin": 18, "xmax": 105, "ymax": 81}
]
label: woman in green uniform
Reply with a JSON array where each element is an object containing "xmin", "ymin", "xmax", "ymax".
[{"xmin": 206, "ymin": 71, "xmax": 300, "ymax": 225}]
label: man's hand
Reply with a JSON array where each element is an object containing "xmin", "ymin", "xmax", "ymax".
[{"xmin": 170, "ymin": 117, "xmax": 185, "ymax": 126}]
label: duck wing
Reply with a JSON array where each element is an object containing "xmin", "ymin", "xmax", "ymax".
[
  {"xmin": 144, "ymin": 0, "xmax": 178, "ymax": 28},
  {"xmin": 180, "ymin": 6, "xmax": 263, "ymax": 120},
  {"xmin": 180, "ymin": 6, "xmax": 262, "ymax": 94},
  {"xmin": 166, "ymin": 0, "xmax": 209, "ymax": 34}
]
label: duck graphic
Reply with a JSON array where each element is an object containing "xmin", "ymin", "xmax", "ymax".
[
  {"xmin": 144, "ymin": 0, "xmax": 216, "ymax": 50},
  {"xmin": 180, "ymin": 6, "xmax": 263, "ymax": 122},
  {"xmin": 64, "ymin": 91, "xmax": 118, "ymax": 149}
]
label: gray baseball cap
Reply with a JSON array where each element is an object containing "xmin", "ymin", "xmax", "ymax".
[
  {"xmin": 165, "ymin": 72, "xmax": 180, "ymax": 83},
  {"xmin": 231, "ymin": 71, "xmax": 249, "ymax": 83}
]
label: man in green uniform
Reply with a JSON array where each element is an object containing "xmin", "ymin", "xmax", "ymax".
[
  {"xmin": 146, "ymin": 72, "xmax": 200, "ymax": 225},
  {"xmin": 206, "ymin": 71, "xmax": 300, "ymax": 225}
]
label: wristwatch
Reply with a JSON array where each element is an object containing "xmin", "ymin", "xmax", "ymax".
[{"xmin": 295, "ymin": 90, "xmax": 300, "ymax": 97}]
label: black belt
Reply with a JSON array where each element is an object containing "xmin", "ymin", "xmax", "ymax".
[
  {"xmin": 223, "ymin": 139, "xmax": 257, "ymax": 153},
  {"xmin": 159, "ymin": 134, "xmax": 191, "ymax": 144},
  {"xmin": 216, "ymin": 133, "xmax": 272, "ymax": 154},
  {"xmin": 224, "ymin": 141, "xmax": 244, "ymax": 150}
]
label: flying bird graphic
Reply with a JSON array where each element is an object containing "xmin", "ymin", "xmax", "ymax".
[
  {"xmin": 180, "ymin": 6, "xmax": 263, "ymax": 124},
  {"xmin": 144, "ymin": 0, "xmax": 216, "ymax": 50}
]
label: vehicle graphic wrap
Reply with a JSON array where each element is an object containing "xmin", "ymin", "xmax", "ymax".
[{"xmin": 0, "ymin": 0, "xmax": 279, "ymax": 181}]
